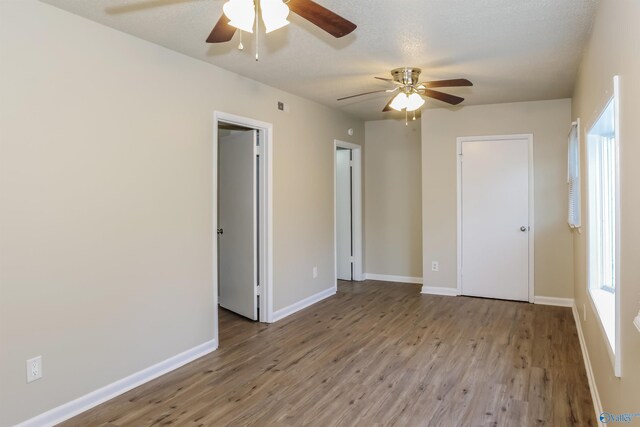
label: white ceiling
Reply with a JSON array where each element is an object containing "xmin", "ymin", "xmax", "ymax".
[{"xmin": 40, "ymin": 0, "xmax": 599, "ymax": 121}]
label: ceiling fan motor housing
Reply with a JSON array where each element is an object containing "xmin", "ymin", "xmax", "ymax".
[{"xmin": 391, "ymin": 67, "xmax": 421, "ymax": 86}]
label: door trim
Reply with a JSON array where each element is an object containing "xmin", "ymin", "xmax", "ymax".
[
  {"xmin": 213, "ymin": 112, "xmax": 274, "ymax": 332},
  {"xmin": 334, "ymin": 140, "xmax": 364, "ymax": 284},
  {"xmin": 456, "ymin": 134, "xmax": 535, "ymax": 303}
]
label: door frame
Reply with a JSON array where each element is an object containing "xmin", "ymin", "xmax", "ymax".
[
  {"xmin": 334, "ymin": 140, "xmax": 364, "ymax": 284},
  {"xmin": 456, "ymin": 134, "xmax": 535, "ymax": 302},
  {"xmin": 213, "ymin": 111, "xmax": 274, "ymax": 335}
]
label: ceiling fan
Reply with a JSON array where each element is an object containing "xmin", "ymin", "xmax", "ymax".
[
  {"xmin": 206, "ymin": 0, "xmax": 357, "ymax": 44},
  {"xmin": 338, "ymin": 68, "xmax": 473, "ymax": 119}
]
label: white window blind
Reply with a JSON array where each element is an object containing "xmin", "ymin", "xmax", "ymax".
[
  {"xmin": 588, "ymin": 133, "xmax": 616, "ymax": 292},
  {"xmin": 568, "ymin": 119, "xmax": 581, "ymax": 228}
]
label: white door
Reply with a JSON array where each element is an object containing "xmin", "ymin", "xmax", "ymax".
[
  {"xmin": 336, "ymin": 149, "xmax": 352, "ymax": 280},
  {"xmin": 460, "ymin": 137, "xmax": 530, "ymax": 301},
  {"xmin": 219, "ymin": 130, "xmax": 258, "ymax": 320}
]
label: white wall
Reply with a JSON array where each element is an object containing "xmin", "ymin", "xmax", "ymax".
[
  {"xmin": 571, "ymin": 0, "xmax": 640, "ymax": 415},
  {"xmin": 0, "ymin": 2, "xmax": 363, "ymax": 425},
  {"xmin": 364, "ymin": 120, "xmax": 422, "ymax": 279},
  {"xmin": 421, "ymin": 99, "xmax": 573, "ymax": 298}
]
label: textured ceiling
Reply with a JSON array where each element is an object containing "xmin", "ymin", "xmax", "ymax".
[{"xmin": 39, "ymin": 0, "xmax": 599, "ymax": 120}]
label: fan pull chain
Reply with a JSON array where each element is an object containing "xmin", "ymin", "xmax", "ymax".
[
  {"xmin": 405, "ymin": 109, "xmax": 408, "ymax": 126},
  {"xmin": 413, "ymin": 111, "xmax": 416, "ymax": 121},
  {"xmin": 255, "ymin": 0, "xmax": 260, "ymax": 61},
  {"xmin": 238, "ymin": 31, "xmax": 244, "ymax": 51}
]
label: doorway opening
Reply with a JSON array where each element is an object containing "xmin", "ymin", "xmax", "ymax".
[
  {"xmin": 334, "ymin": 140, "xmax": 363, "ymax": 285},
  {"xmin": 213, "ymin": 112, "xmax": 273, "ymax": 342}
]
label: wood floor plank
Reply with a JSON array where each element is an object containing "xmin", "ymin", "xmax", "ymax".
[{"xmin": 59, "ymin": 280, "xmax": 594, "ymax": 427}]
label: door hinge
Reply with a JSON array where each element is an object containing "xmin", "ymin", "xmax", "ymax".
[
  {"xmin": 349, "ymin": 160, "xmax": 353, "ymax": 167},
  {"xmin": 350, "ymin": 256, "xmax": 354, "ymax": 263},
  {"xmin": 255, "ymin": 145, "xmax": 264, "ymax": 156}
]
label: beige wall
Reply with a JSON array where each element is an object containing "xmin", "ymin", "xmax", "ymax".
[
  {"xmin": 421, "ymin": 99, "xmax": 573, "ymax": 298},
  {"xmin": 571, "ymin": 0, "xmax": 640, "ymax": 415},
  {"xmin": 0, "ymin": 2, "xmax": 363, "ymax": 425},
  {"xmin": 364, "ymin": 120, "xmax": 422, "ymax": 278}
]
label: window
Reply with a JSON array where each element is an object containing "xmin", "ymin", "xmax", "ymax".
[
  {"xmin": 586, "ymin": 76, "xmax": 620, "ymax": 376},
  {"xmin": 588, "ymin": 130, "xmax": 616, "ymax": 293},
  {"xmin": 568, "ymin": 119, "xmax": 581, "ymax": 228}
]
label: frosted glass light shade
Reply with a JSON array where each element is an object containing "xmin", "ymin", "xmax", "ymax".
[
  {"xmin": 406, "ymin": 93, "xmax": 425, "ymax": 111},
  {"xmin": 389, "ymin": 93, "xmax": 409, "ymax": 111},
  {"xmin": 223, "ymin": 0, "xmax": 255, "ymax": 33},
  {"xmin": 261, "ymin": 0, "xmax": 290, "ymax": 33}
]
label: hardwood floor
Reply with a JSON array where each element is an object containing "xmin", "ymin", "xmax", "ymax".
[{"xmin": 60, "ymin": 280, "xmax": 594, "ymax": 426}]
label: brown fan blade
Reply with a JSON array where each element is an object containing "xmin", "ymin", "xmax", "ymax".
[
  {"xmin": 375, "ymin": 76, "xmax": 403, "ymax": 85},
  {"xmin": 337, "ymin": 89, "xmax": 391, "ymax": 101},
  {"xmin": 422, "ymin": 89, "xmax": 464, "ymax": 105},
  {"xmin": 382, "ymin": 96, "xmax": 394, "ymax": 112},
  {"xmin": 419, "ymin": 79, "xmax": 473, "ymax": 89},
  {"xmin": 206, "ymin": 14, "xmax": 236, "ymax": 43},
  {"xmin": 288, "ymin": 0, "xmax": 357, "ymax": 38}
]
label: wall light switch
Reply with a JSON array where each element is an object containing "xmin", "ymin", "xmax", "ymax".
[
  {"xmin": 634, "ymin": 311, "xmax": 640, "ymax": 334},
  {"xmin": 312, "ymin": 266, "xmax": 318, "ymax": 279}
]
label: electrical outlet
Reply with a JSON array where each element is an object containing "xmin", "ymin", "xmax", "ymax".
[
  {"xmin": 26, "ymin": 356, "xmax": 42, "ymax": 383},
  {"xmin": 431, "ymin": 261, "xmax": 439, "ymax": 272},
  {"xmin": 312, "ymin": 266, "xmax": 318, "ymax": 279}
]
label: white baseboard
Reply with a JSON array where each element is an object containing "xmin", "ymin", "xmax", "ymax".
[
  {"xmin": 15, "ymin": 339, "xmax": 218, "ymax": 427},
  {"xmin": 271, "ymin": 287, "xmax": 336, "ymax": 322},
  {"xmin": 420, "ymin": 286, "xmax": 459, "ymax": 296},
  {"xmin": 534, "ymin": 296, "xmax": 575, "ymax": 307},
  {"xmin": 572, "ymin": 304, "xmax": 603, "ymax": 427},
  {"xmin": 364, "ymin": 273, "xmax": 423, "ymax": 284}
]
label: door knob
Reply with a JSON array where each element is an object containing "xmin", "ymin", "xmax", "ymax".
[
  {"xmin": 217, "ymin": 228, "xmax": 224, "ymax": 235},
  {"xmin": 520, "ymin": 226, "xmax": 527, "ymax": 232}
]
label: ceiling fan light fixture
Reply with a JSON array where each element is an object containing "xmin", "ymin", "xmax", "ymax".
[
  {"xmin": 261, "ymin": 0, "xmax": 290, "ymax": 33},
  {"xmin": 389, "ymin": 93, "xmax": 409, "ymax": 111},
  {"xmin": 406, "ymin": 92, "xmax": 425, "ymax": 112},
  {"xmin": 223, "ymin": 0, "xmax": 255, "ymax": 33}
]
